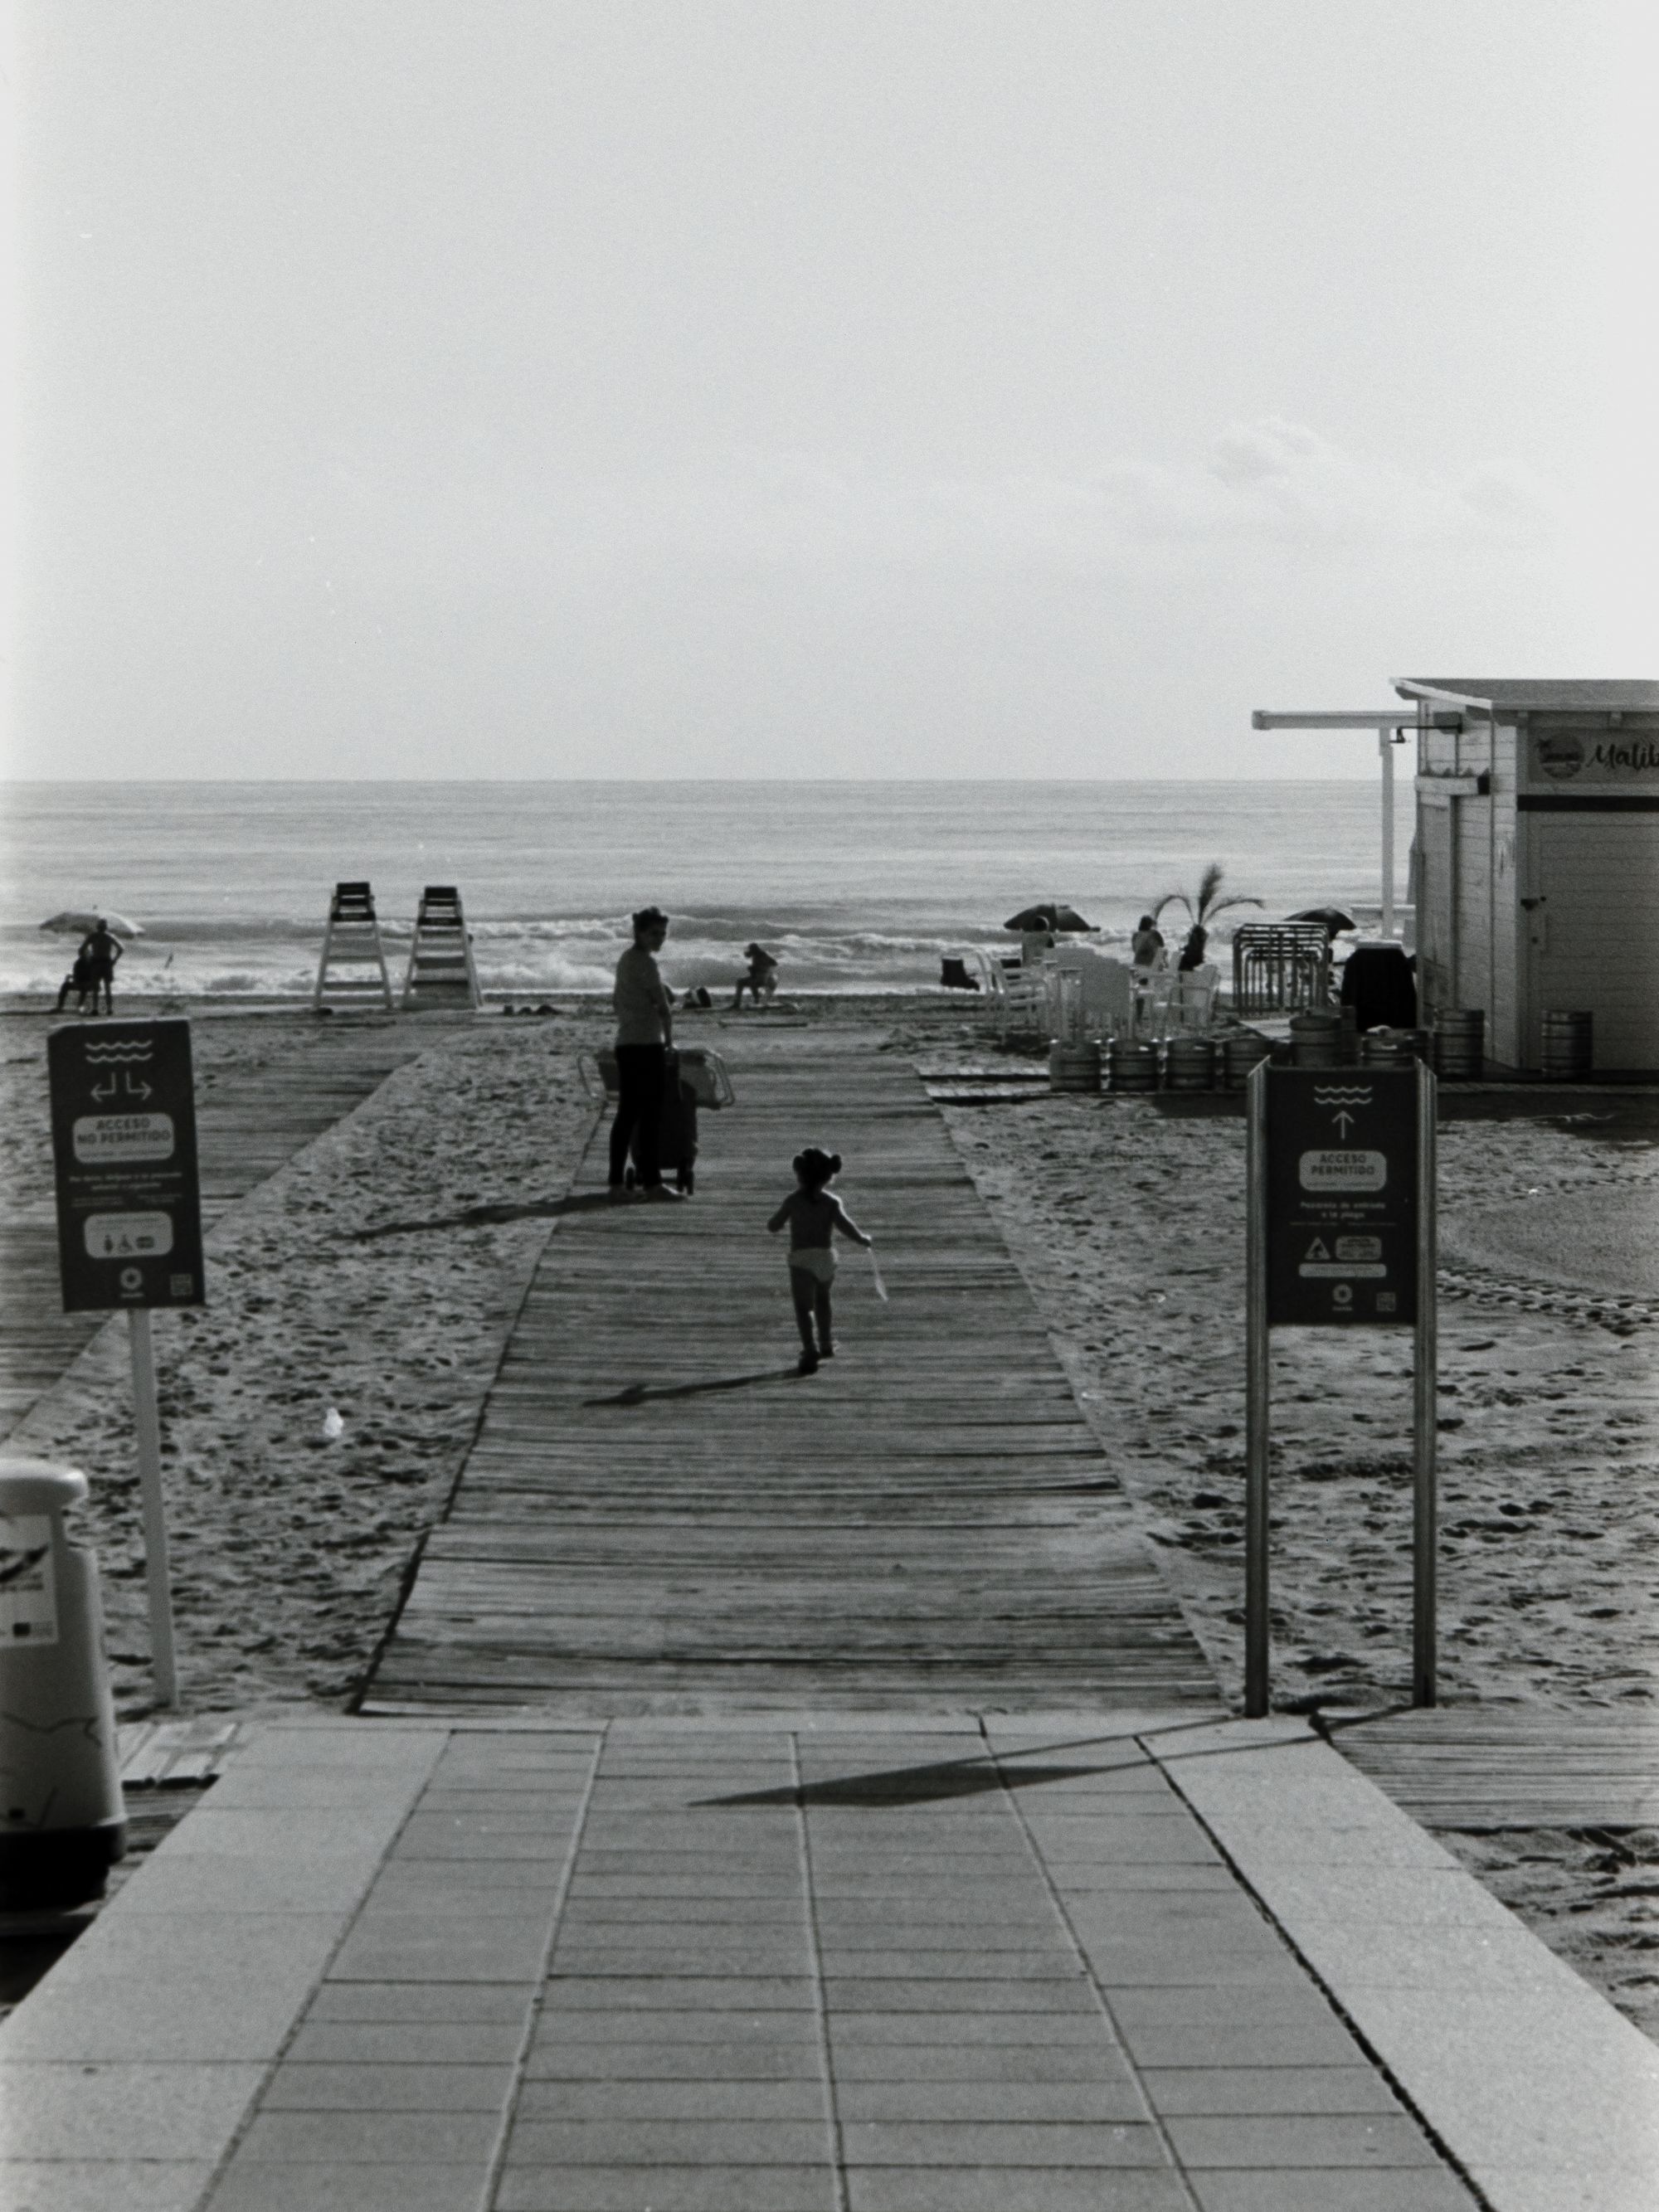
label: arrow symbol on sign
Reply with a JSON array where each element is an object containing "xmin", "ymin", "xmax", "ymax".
[
  {"xmin": 123, "ymin": 1073, "xmax": 153, "ymax": 1100},
  {"xmin": 92, "ymin": 1075, "xmax": 117, "ymax": 1101},
  {"xmin": 1331, "ymin": 1109, "xmax": 1356, "ymax": 1139}
]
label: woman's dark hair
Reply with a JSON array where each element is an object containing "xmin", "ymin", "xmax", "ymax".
[
  {"xmin": 632, "ymin": 906, "xmax": 669, "ymax": 936},
  {"xmin": 793, "ymin": 1146, "xmax": 841, "ymax": 1190}
]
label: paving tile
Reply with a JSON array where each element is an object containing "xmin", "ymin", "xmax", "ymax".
[
  {"xmin": 207, "ymin": 2161, "xmax": 492, "ymax": 2211},
  {"xmin": 826, "ymin": 2011, "xmax": 1108, "ymax": 2047},
  {"xmin": 534, "ymin": 2010, "xmax": 823, "ymax": 2045},
  {"xmin": 1079, "ymin": 1950, "xmax": 1304, "ymax": 1989},
  {"xmin": 305, "ymin": 1981, "xmax": 533, "ymax": 2025},
  {"xmin": 1107, "ymin": 1984, "xmax": 1346, "ymax": 2026},
  {"xmin": 285, "ymin": 2020, "xmax": 528, "ymax": 2064},
  {"xmin": 1120, "ymin": 2021, "xmax": 1368, "ymax": 2069},
  {"xmin": 1168, "ymin": 2113, "xmax": 1443, "ymax": 2168},
  {"xmin": 834, "ymin": 2079, "xmax": 1145, "ymax": 2122},
  {"xmin": 839, "ymin": 2119, "xmax": 1163, "ymax": 2166},
  {"xmin": 846, "ymin": 2168, "xmax": 1191, "ymax": 2210},
  {"xmin": 830, "ymin": 2044, "xmax": 1132, "ymax": 2083},
  {"xmin": 260, "ymin": 2060, "xmax": 514, "ymax": 2110},
  {"xmin": 814, "ymin": 1949, "xmax": 1079, "ymax": 1979},
  {"xmin": 0, "ymin": 2161, "xmax": 213, "ymax": 2211},
  {"xmin": 328, "ymin": 1917, "xmax": 552, "ymax": 1981},
  {"xmin": 0, "ymin": 2061, "xmax": 265, "ymax": 2162},
  {"xmin": 236, "ymin": 2109, "xmax": 500, "ymax": 2164},
  {"xmin": 355, "ymin": 1877, "xmax": 563, "ymax": 1918},
  {"xmin": 1141, "ymin": 2065, "xmax": 1403, "ymax": 2116},
  {"xmin": 387, "ymin": 1832, "xmax": 574, "ymax": 1863},
  {"xmin": 514, "ymin": 2079, "xmax": 826, "ymax": 2121},
  {"xmin": 505, "ymin": 2118, "xmax": 831, "ymax": 2165},
  {"xmin": 1188, "ymin": 2176, "xmax": 1477, "ymax": 2212},
  {"xmin": 551, "ymin": 1945, "xmax": 810, "ymax": 1975},
  {"xmin": 494, "ymin": 2163, "xmax": 837, "ymax": 2210},
  {"xmin": 820, "ymin": 1976, "xmax": 1094, "ymax": 2012},
  {"xmin": 547, "ymin": 1977, "xmax": 815, "ymax": 2010},
  {"xmin": 524, "ymin": 2040, "xmax": 825, "ymax": 2082}
]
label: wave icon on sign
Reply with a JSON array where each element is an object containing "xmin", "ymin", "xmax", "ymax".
[
  {"xmin": 82, "ymin": 1041, "xmax": 156, "ymax": 1064},
  {"xmin": 1311, "ymin": 1087, "xmax": 1374, "ymax": 1106}
]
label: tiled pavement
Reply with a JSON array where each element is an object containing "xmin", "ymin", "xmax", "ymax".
[{"xmin": 4, "ymin": 1715, "xmax": 1659, "ymax": 2211}]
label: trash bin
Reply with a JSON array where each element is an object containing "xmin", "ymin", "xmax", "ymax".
[{"xmin": 0, "ymin": 1460, "xmax": 125, "ymax": 1909}]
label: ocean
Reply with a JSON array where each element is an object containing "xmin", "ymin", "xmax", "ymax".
[{"xmin": 0, "ymin": 780, "xmax": 1413, "ymax": 1000}]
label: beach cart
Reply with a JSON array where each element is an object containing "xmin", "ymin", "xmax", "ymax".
[{"xmin": 577, "ymin": 1047, "xmax": 735, "ymax": 1193}]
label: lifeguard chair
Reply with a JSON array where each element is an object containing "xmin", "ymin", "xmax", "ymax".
[
  {"xmin": 313, "ymin": 882, "xmax": 395, "ymax": 1013},
  {"xmin": 401, "ymin": 885, "xmax": 481, "ymax": 1011}
]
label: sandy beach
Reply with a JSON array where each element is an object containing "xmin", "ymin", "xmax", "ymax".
[{"xmin": 2, "ymin": 994, "xmax": 1657, "ymax": 2035}]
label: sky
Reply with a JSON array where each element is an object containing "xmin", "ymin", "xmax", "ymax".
[{"xmin": 7, "ymin": 1, "xmax": 1657, "ymax": 780}]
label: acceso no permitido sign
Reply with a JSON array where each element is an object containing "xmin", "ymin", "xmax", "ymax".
[{"xmin": 47, "ymin": 1018, "xmax": 206, "ymax": 1313}]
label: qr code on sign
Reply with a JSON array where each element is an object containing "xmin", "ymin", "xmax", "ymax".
[
  {"xmin": 170, "ymin": 1273, "xmax": 194, "ymax": 1297},
  {"xmin": 1377, "ymin": 1291, "xmax": 1397, "ymax": 1313}
]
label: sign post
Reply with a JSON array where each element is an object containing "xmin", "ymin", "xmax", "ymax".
[
  {"xmin": 1244, "ymin": 1060, "xmax": 1437, "ymax": 1716},
  {"xmin": 47, "ymin": 1020, "xmax": 205, "ymax": 1707}
]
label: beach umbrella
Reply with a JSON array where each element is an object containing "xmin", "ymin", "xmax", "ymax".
[
  {"xmin": 1287, "ymin": 906, "xmax": 1357, "ymax": 936},
  {"xmin": 38, "ymin": 909, "xmax": 144, "ymax": 940},
  {"xmin": 1004, "ymin": 902, "xmax": 1092, "ymax": 933}
]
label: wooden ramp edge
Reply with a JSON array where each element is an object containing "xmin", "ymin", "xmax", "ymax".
[{"xmin": 364, "ymin": 1034, "xmax": 1222, "ymax": 1718}]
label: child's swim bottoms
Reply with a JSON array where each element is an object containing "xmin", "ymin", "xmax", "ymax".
[{"xmin": 788, "ymin": 1248, "xmax": 836, "ymax": 1285}]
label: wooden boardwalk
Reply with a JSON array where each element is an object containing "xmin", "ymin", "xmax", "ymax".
[
  {"xmin": 0, "ymin": 1016, "xmax": 432, "ymax": 1441},
  {"xmin": 366, "ymin": 1030, "xmax": 1221, "ymax": 1716},
  {"xmin": 1334, "ymin": 1707, "xmax": 1659, "ymax": 1830}
]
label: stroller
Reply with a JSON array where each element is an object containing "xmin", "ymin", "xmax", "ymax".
[{"xmin": 578, "ymin": 1047, "xmax": 737, "ymax": 1194}]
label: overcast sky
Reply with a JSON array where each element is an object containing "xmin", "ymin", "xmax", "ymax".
[{"xmin": 8, "ymin": 1, "xmax": 1656, "ymax": 780}]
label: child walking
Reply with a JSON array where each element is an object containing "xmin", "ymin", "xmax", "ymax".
[{"xmin": 766, "ymin": 1147, "xmax": 873, "ymax": 1375}]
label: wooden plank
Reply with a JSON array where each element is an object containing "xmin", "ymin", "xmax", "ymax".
[
  {"xmin": 364, "ymin": 1033, "xmax": 1222, "ymax": 1719},
  {"xmin": 1335, "ymin": 1709, "xmax": 1659, "ymax": 1830}
]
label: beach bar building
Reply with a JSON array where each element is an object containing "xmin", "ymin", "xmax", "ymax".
[{"xmin": 1396, "ymin": 678, "xmax": 1659, "ymax": 1075}]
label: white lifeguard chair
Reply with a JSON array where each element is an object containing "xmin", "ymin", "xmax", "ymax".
[
  {"xmin": 313, "ymin": 881, "xmax": 395, "ymax": 1013},
  {"xmin": 401, "ymin": 885, "xmax": 482, "ymax": 1011}
]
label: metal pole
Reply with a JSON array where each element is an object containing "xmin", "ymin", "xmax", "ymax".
[
  {"xmin": 1380, "ymin": 728, "xmax": 1397, "ymax": 940},
  {"xmin": 1412, "ymin": 1063, "xmax": 1438, "ymax": 1705},
  {"xmin": 1244, "ymin": 1062, "xmax": 1272, "ymax": 1716},
  {"xmin": 128, "ymin": 1309, "xmax": 178, "ymax": 1707}
]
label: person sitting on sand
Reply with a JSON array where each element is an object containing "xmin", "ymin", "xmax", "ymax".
[
  {"xmin": 55, "ymin": 951, "xmax": 98, "ymax": 1015},
  {"xmin": 732, "ymin": 942, "xmax": 779, "ymax": 1009},
  {"xmin": 76, "ymin": 920, "xmax": 123, "ymax": 1014},
  {"xmin": 766, "ymin": 1145, "xmax": 873, "ymax": 1375},
  {"xmin": 610, "ymin": 907, "xmax": 683, "ymax": 1202}
]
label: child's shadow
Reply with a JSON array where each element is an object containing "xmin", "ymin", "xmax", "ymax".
[{"xmin": 585, "ymin": 1369, "xmax": 795, "ymax": 1407}]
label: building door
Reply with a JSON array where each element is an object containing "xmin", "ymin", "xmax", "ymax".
[{"xmin": 1522, "ymin": 812, "xmax": 1659, "ymax": 1070}]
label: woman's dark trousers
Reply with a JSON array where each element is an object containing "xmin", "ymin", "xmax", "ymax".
[{"xmin": 610, "ymin": 1044, "xmax": 666, "ymax": 1188}]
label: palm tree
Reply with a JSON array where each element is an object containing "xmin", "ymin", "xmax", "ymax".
[{"xmin": 1151, "ymin": 863, "xmax": 1262, "ymax": 962}]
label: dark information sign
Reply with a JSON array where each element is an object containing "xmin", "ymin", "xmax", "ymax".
[
  {"xmin": 47, "ymin": 1019, "xmax": 205, "ymax": 1314},
  {"xmin": 1264, "ymin": 1065, "xmax": 1418, "ymax": 1326}
]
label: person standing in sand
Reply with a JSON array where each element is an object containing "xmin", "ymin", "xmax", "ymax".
[
  {"xmin": 767, "ymin": 1146, "xmax": 873, "ymax": 1375},
  {"xmin": 77, "ymin": 920, "xmax": 123, "ymax": 1014},
  {"xmin": 610, "ymin": 907, "xmax": 683, "ymax": 1202}
]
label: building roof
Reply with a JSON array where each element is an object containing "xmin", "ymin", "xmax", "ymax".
[{"xmin": 1394, "ymin": 678, "xmax": 1659, "ymax": 713}]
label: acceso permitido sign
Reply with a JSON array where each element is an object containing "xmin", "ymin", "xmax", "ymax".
[
  {"xmin": 1264, "ymin": 1066, "xmax": 1418, "ymax": 1326},
  {"xmin": 47, "ymin": 1018, "xmax": 206, "ymax": 1313}
]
